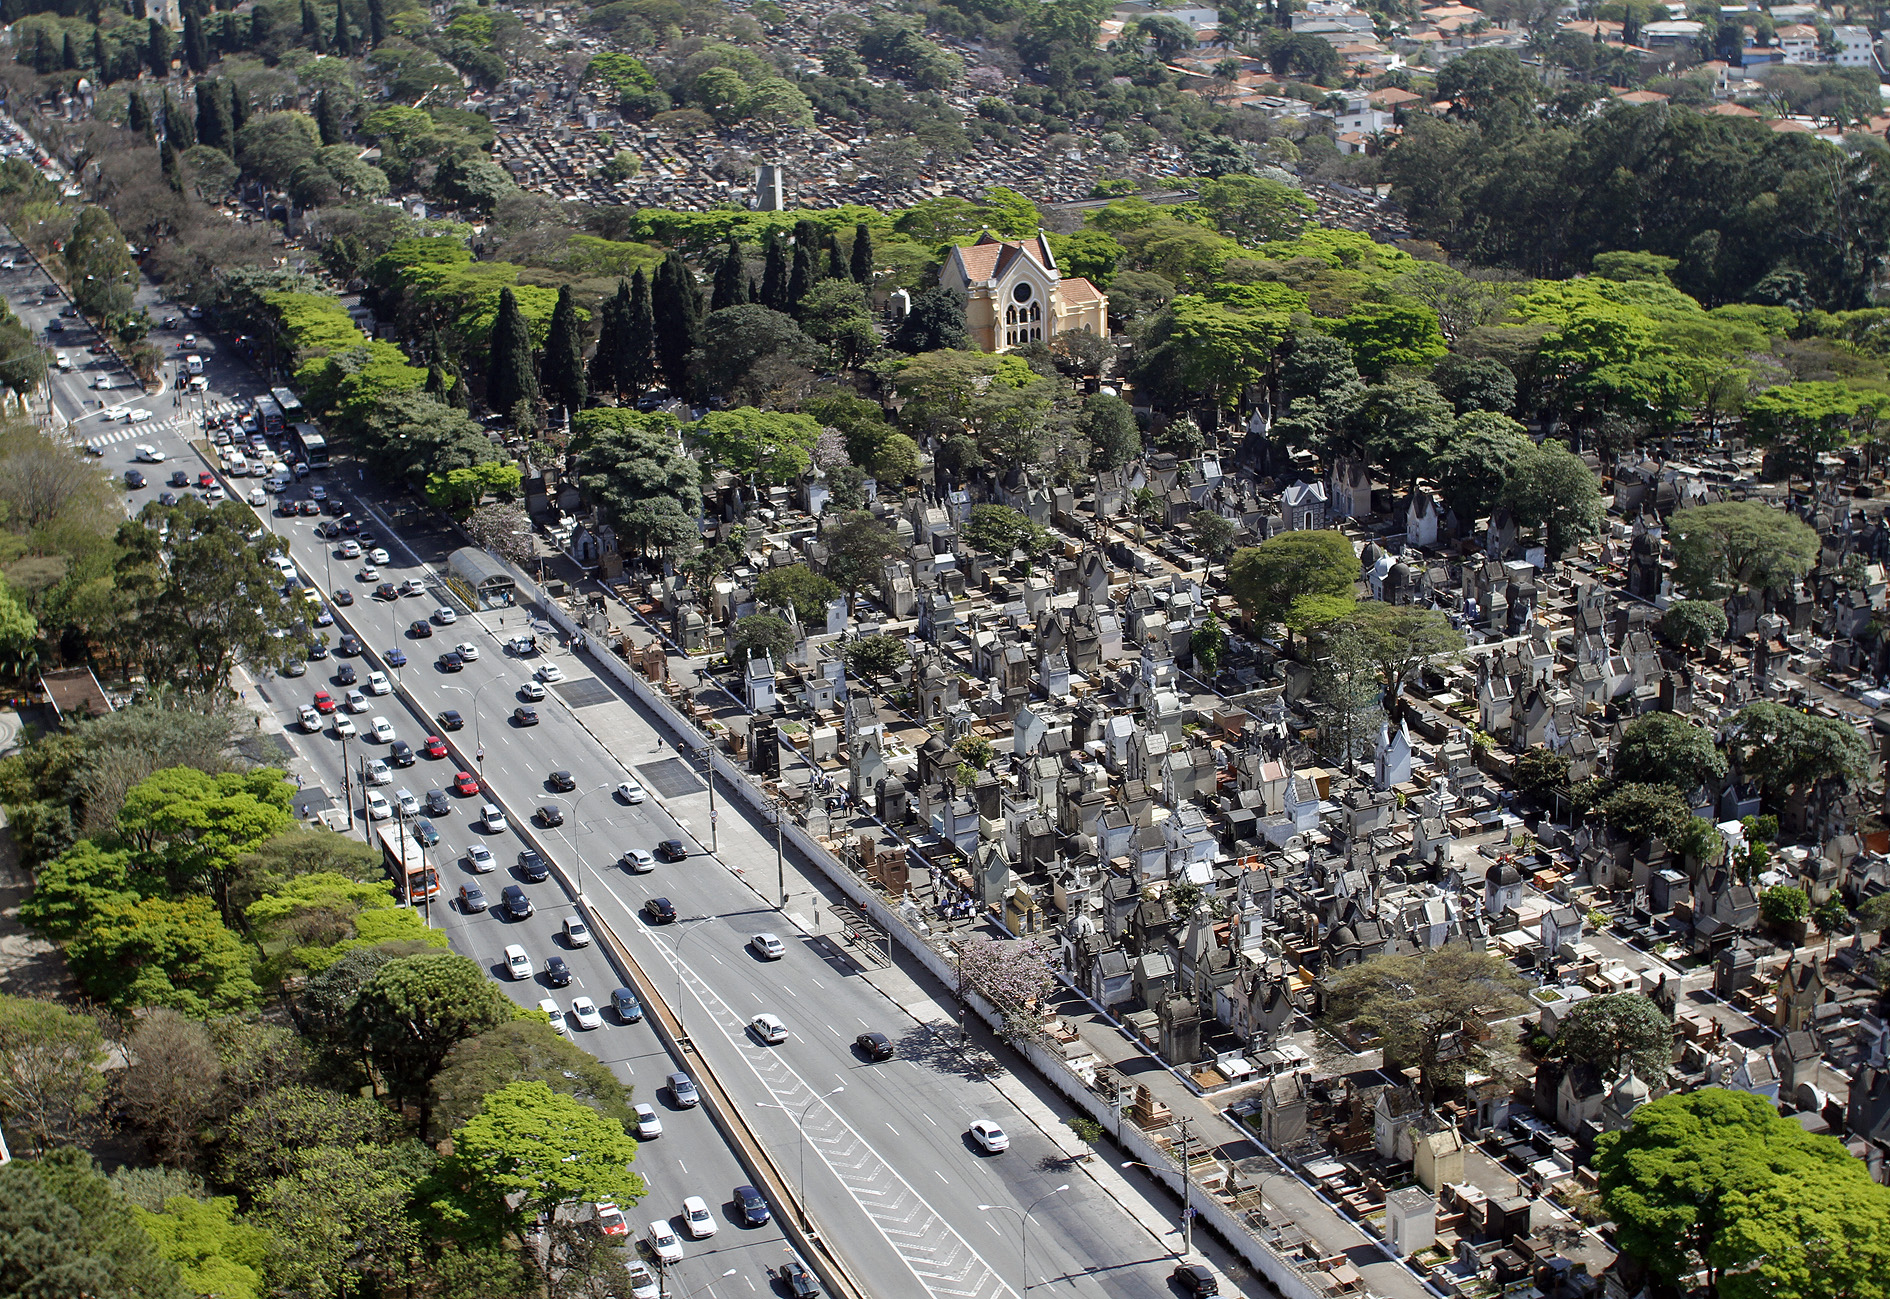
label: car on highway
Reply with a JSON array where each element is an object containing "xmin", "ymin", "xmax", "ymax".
[
  {"xmin": 336, "ymin": 634, "xmax": 363, "ymax": 656},
  {"xmin": 968, "ymin": 1120, "xmax": 1009, "ymax": 1153},
  {"xmin": 856, "ymin": 1032, "xmax": 895, "ymax": 1061},
  {"xmin": 331, "ymin": 587, "xmax": 352, "ymax": 605},
  {"xmin": 133, "ymin": 443, "xmax": 164, "ymax": 462},
  {"xmin": 423, "ymin": 734, "xmax": 447, "ymax": 759},
  {"xmin": 384, "ymin": 647, "xmax": 407, "ymax": 668},
  {"xmin": 501, "ymin": 884, "xmax": 532, "ymax": 918},
  {"xmin": 465, "ymin": 842, "xmax": 494, "ymax": 872},
  {"xmin": 644, "ymin": 896, "xmax": 677, "ymax": 924},
  {"xmin": 625, "ymin": 1260, "xmax": 659, "ymax": 1299},
  {"xmin": 537, "ymin": 663, "xmax": 565, "ymax": 683},
  {"xmin": 436, "ymin": 651, "xmax": 462, "ymax": 672},
  {"xmin": 564, "ymin": 917, "xmax": 591, "ymax": 948},
  {"xmin": 437, "ymin": 708, "xmax": 464, "ymax": 731},
  {"xmin": 454, "ymin": 642, "xmax": 479, "ymax": 661},
  {"xmin": 389, "ymin": 740, "xmax": 414, "ymax": 767},
  {"xmin": 345, "ymin": 689, "xmax": 368, "ymax": 713},
  {"xmin": 367, "ymin": 547, "xmax": 390, "ymax": 565},
  {"xmin": 366, "ymin": 671, "xmax": 391, "ymax": 696},
  {"xmin": 425, "ymin": 788, "xmax": 450, "ymax": 816},
  {"xmin": 615, "ymin": 776, "xmax": 646, "ymax": 804},
  {"xmin": 751, "ymin": 933, "xmax": 785, "ymax": 960},
  {"xmin": 167, "ymin": 470, "xmax": 189, "ymax": 487},
  {"xmin": 337, "ymin": 539, "xmax": 361, "ymax": 559},
  {"xmin": 298, "ymin": 704, "xmax": 320, "ymax": 733},
  {"xmin": 774, "ymin": 1260, "xmax": 821, "ymax": 1297},
  {"xmin": 297, "ymin": 498, "xmax": 319, "ymax": 515},
  {"xmin": 681, "ymin": 1196, "xmax": 717, "ymax": 1239},
  {"xmin": 433, "ymin": 605, "xmax": 457, "ymax": 624},
  {"xmin": 124, "ymin": 469, "xmax": 145, "ymax": 489},
  {"xmin": 395, "ymin": 788, "xmax": 420, "ymax": 817},
  {"xmin": 513, "ymin": 705, "xmax": 539, "ymax": 726},
  {"xmin": 363, "ymin": 758, "xmax": 390, "ymax": 786},
  {"xmin": 370, "ymin": 716, "xmax": 395, "ymax": 743},
  {"xmin": 504, "ymin": 945, "xmax": 532, "ymax": 979},
  {"xmin": 375, "ymin": 583, "xmax": 398, "ymax": 602},
  {"xmin": 334, "ymin": 665, "xmax": 356, "ymax": 687},
  {"xmin": 548, "ymin": 769, "xmax": 576, "ymax": 791},
  {"xmin": 667, "ymin": 1071, "xmax": 698, "ymax": 1107},
  {"xmin": 569, "ymin": 997, "xmax": 602, "ymax": 1030},
  {"xmin": 621, "ymin": 848, "xmax": 655, "ymax": 873},
  {"xmin": 734, "ymin": 1184, "xmax": 770, "ymax": 1228},
  {"xmin": 400, "ymin": 579, "xmax": 425, "ymax": 597},
  {"xmin": 280, "ymin": 659, "xmax": 307, "ymax": 677},
  {"xmin": 127, "ymin": 409, "xmax": 152, "ymax": 423},
  {"xmin": 312, "ymin": 690, "xmax": 336, "ymax": 714},
  {"xmin": 519, "ymin": 679, "xmax": 547, "ymax": 702},
  {"xmin": 454, "ymin": 771, "xmax": 480, "ymax": 797},
  {"xmin": 646, "ymin": 1220, "xmax": 684, "ymax": 1266},
  {"xmin": 332, "ymin": 716, "xmax": 356, "ymax": 738},
  {"xmin": 458, "ymin": 883, "xmax": 488, "ymax": 913},
  {"xmin": 410, "ymin": 817, "xmax": 439, "ymax": 847},
  {"xmin": 537, "ymin": 998, "xmax": 569, "ymax": 1038},
  {"xmin": 658, "ymin": 838, "xmax": 687, "ymax": 862},
  {"xmin": 536, "ymin": 804, "xmax": 563, "ymax": 827},
  {"xmin": 633, "ymin": 1102, "xmax": 661, "ymax": 1138},
  {"xmin": 365, "ymin": 791, "xmax": 391, "ymax": 821},
  {"xmin": 481, "ymin": 803, "xmax": 507, "ymax": 832},
  {"xmin": 1170, "ymin": 1264, "xmax": 1220, "ymax": 1296},
  {"xmin": 408, "ymin": 619, "xmax": 432, "ymax": 638},
  {"xmin": 592, "ymin": 1201, "xmax": 628, "ymax": 1238},
  {"xmin": 358, "ymin": 565, "xmax": 378, "ymax": 582},
  {"xmin": 750, "ymin": 1013, "xmax": 788, "ymax": 1045},
  {"xmin": 517, "ymin": 850, "xmax": 550, "ymax": 882},
  {"xmin": 157, "ymin": 490, "xmax": 177, "ymax": 506},
  {"xmin": 544, "ymin": 956, "xmax": 571, "ymax": 987},
  {"xmin": 613, "ymin": 987, "xmax": 644, "ymax": 1023}
]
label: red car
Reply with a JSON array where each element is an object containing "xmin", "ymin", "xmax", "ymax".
[
  {"xmin": 423, "ymin": 734, "xmax": 447, "ymax": 759},
  {"xmin": 198, "ymin": 471, "xmax": 216, "ymax": 489},
  {"xmin": 312, "ymin": 690, "xmax": 336, "ymax": 714},
  {"xmin": 453, "ymin": 770, "xmax": 479, "ymax": 796}
]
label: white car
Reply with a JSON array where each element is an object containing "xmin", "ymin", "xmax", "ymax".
[
  {"xmin": 563, "ymin": 917, "xmax": 592, "ymax": 948},
  {"xmin": 569, "ymin": 996, "xmax": 602, "ymax": 1030},
  {"xmin": 133, "ymin": 443, "xmax": 164, "ymax": 462},
  {"xmin": 246, "ymin": 487, "xmax": 266, "ymax": 506},
  {"xmin": 332, "ymin": 715, "xmax": 356, "ymax": 737},
  {"xmin": 188, "ymin": 375, "xmax": 208, "ymax": 392},
  {"xmin": 338, "ymin": 540, "xmax": 361, "ymax": 558},
  {"xmin": 969, "ymin": 1120, "xmax": 1010, "ymax": 1153},
  {"xmin": 622, "ymin": 848, "xmax": 655, "ymax": 873},
  {"xmin": 396, "ymin": 788, "xmax": 419, "ymax": 816},
  {"xmin": 646, "ymin": 1220, "xmax": 684, "ymax": 1265},
  {"xmin": 615, "ymin": 776, "xmax": 646, "ymax": 804},
  {"xmin": 625, "ymin": 1259, "xmax": 659, "ymax": 1299},
  {"xmin": 751, "ymin": 932, "xmax": 785, "ymax": 960},
  {"xmin": 364, "ymin": 758, "xmax": 391, "ymax": 786},
  {"xmin": 298, "ymin": 704, "xmax": 320, "ymax": 733},
  {"xmin": 345, "ymin": 689, "xmax": 369, "ymax": 713},
  {"xmin": 750, "ymin": 1013, "xmax": 788, "ymax": 1045},
  {"xmin": 52, "ymin": 351, "xmax": 67, "ymax": 369},
  {"xmin": 365, "ymin": 671, "xmax": 390, "ymax": 696},
  {"xmin": 634, "ymin": 1103, "xmax": 662, "ymax": 1139},
  {"xmin": 93, "ymin": 374, "xmax": 113, "ymax": 389},
  {"xmin": 681, "ymin": 1195, "xmax": 717, "ymax": 1239},
  {"xmin": 519, "ymin": 679, "xmax": 546, "ymax": 701},
  {"xmin": 367, "ymin": 548, "xmax": 390, "ymax": 565},
  {"xmin": 537, "ymin": 998, "xmax": 569, "ymax": 1038},
  {"xmin": 454, "ymin": 641, "xmax": 479, "ymax": 660},
  {"xmin": 366, "ymin": 790, "xmax": 391, "ymax": 821},
  {"xmin": 537, "ymin": 663, "xmax": 564, "ymax": 683},
  {"xmin": 433, "ymin": 606, "xmax": 457, "ymax": 624},
  {"xmin": 504, "ymin": 944, "xmax": 532, "ymax": 980},
  {"xmin": 358, "ymin": 565, "xmax": 379, "ymax": 582},
  {"xmin": 204, "ymin": 484, "xmax": 225, "ymax": 502},
  {"xmin": 127, "ymin": 408, "xmax": 152, "ymax": 423},
  {"xmin": 370, "ymin": 716, "xmax": 395, "ymax": 743},
  {"xmin": 466, "ymin": 843, "xmax": 495, "ymax": 872},
  {"xmin": 480, "ymin": 803, "xmax": 507, "ymax": 832}
]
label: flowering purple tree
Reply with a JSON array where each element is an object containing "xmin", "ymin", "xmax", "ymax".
[
  {"xmin": 813, "ymin": 427, "xmax": 850, "ymax": 470},
  {"xmin": 942, "ymin": 934, "xmax": 1058, "ymax": 1042}
]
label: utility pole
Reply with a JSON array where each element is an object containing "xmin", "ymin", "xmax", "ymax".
[
  {"xmin": 774, "ymin": 801, "xmax": 786, "ymax": 908},
  {"xmin": 703, "ymin": 740, "xmax": 718, "ymax": 853},
  {"xmin": 1178, "ymin": 1114, "xmax": 1194, "ymax": 1256}
]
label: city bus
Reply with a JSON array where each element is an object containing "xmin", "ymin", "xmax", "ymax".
[
  {"xmin": 377, "ymin": 823, "xmax": 438, "ymax": 904},
  {"xmin": 272, "ymin": 386, "xmax": 304, "ymax": 422},
  {"xmin": 289, "ymin": 421, "xmax": 330, "ymax": 470},
  {"xmin": 254, "ymin": 394, "xmax": 283, "ymax": 435}
]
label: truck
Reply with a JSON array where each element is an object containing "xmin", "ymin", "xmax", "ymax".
[{"xmin": 377, "ymin": 823, "xmax": 438, "ymax": 904}]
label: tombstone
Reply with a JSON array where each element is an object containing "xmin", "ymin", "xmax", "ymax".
[
  {"xmin": 875, "ymin": 776, "xmax": 910, "ymax": 825},
  {"xmin": 825, "ymin": 596, "xmax": 849, "ymax": 636},
  {"xmin": 1385, "ymin": 1187, "xmax": 1437, "ymax": 1257},
  {"xmin": 744, "ymin": 650, "xmax": 777, "ymax": 712},
  {"xmin": 1158, "ymin": 990, "xmax": 1202, "ymax": 1064},
  {"xmin": 753, "ymin": 161, "xmax": 785, "ymax": 210}
]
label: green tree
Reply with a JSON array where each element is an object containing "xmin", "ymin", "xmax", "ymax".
[
  {"xmin": 1515, "ymin": 746, "xmax": 1570, "ymax": 803},
  {"xmin": 569, "ymin": 408, "xmax": 700, "ymax": 524},
  {"xmin": 1194, "ymin": 172, "xmax": 1316, "ymax": 245},
  {"xmin": 430, "ymin": 1019, "xmax": 634, "ymax": 1139},
  {"xmin": 1432, "ymin": 411, "xmax": 1533, "ymax": 522},
  {"xmin": 689, "ymin": 407, "xmax": 822, "ymax": 485},
  {"xmin": 1744, "ymin": 381, "xmax": 1873, "ymax": 482},
  {"xmin": 1727, "ymin": 700, "xmax": 1868, "ymax": 807},
  {"xmin": 962, "ymin": 503, "xmax": 1053, "ymax": 559},
  {"xmin": 1340, "ymin": 603, "xmax": 1464, "ymax": 702},
  {"xmin": 729, "ymin": 613, "xmax": 795, "ymax": 666},
  {"xmin": 0, "ymin": 1151, "xmax": 190, "ymax": 1299},
  {"xmin": 624, "ymin": 268, "xmax": 656, "ymax": 396},
  {"xmin": 797, "ymin": 279, "xmax": 877, "ymax": 369},
  {"xmin": 1551, "ymin": 991, "xmax": 1672, "ymax": 1082},
  {"xmin": 1667, "ymin": 501, "xmax": 1820, "ymax": 598},
  {"xmin": 485, "ymin": 287, "xmax": 537, "ymax": 422},
  {"xmin": 216, "ymin": 1085, "xmax": 402, "ymax": 1190},
  {"xmin": 1761, "ymin": 883, "xmax": 1809, "ymax": 926},
  {"xmin": 690, "ymin": 306, "xmax": 817, "ymax": 402},
  {"xmin": 1331, "ymin": 302, "xmax": 1448, "ymax": 378},
  {"xmin": 63, "ymin": 206, "xmax": 138, "ymax": 322},
  {"xmin": 1081, "ymin": 392, "xmax": 1141, "ymax": 470},
  {"xmin": 1432, "ymin": 353, "xmax": 1517, "ymax": 414},
  {"xmin": 67, "ymin": 896, "xmax": 260, "ymax": 1017},
  {"xmin": 754, "ymin": 564, "xmax": 841, "ymax": 624},
  {"xmin": 710, "ymin": 238, "xmax": 745, "ymax": 312},
  {"xmin": 135, "ymin": 1195, "xmax": 270, "ymax": 1299},
  {"xmin": 1613, "ymin": 713, "xmax": 1728, "ymax": 792},
  {"xmin": 1324, "ymin": 947, "xmax": 1528, "ymax": 1105},
  {"xmin": 1500, "ymin": 439, "xmax": 1606, "ymax": 557},
  {"xmin": 1655, "ymin": 599, "xmax": 1728, "ymax": 653},
  {"xmin": 539, "ymin": 284, "xmax": 585, "ymax": 417},
  {"xmin": 651, "ymin": 250, "xmax": 701, "ymax": 398},
  {"xmin": 427, "ymin": 1080, "xmax": 643, "ymax": 1254},
  {"xmin": 886, "ymin": 350, "xmax": 1056, "ymax": 466},
  {"xmin": 114, "ymin": 766, "xmax": 294, "ymax": 922},
  {"xmin": 890, "ymin": 286, "xmax": 971, "ymax": 353},
  {"xmin": 587, "ymin": 279, "xmax": 629, "ymax": 397},
  {"xmin": 255, "ymin": 1141, "xmax": 429, "ymax": 1299},
  {"xmin": 1191, "ymin": 612, "xmax": 1227, "ymax": 676},
  {"xmin": 1191, "ymin": 510, "xmax": 1238, "ymax": 567},
  {"xmin": 350, "ymin": 950, "xmax": 516, "ymax": 1134},
  {"xmin": 821, "ymin": 511, "xmax": 901, "ymax": 606},
  {"xmin": 1227, "ymin": 531, "xmax": 1358, "ymax": 644},
  {"xmin": 840, "ymin": 633, "xmax": 910, "ymax": 686},
  {"xmin": 1599, "ymin": 782, "xmax": 1692, "ymax": 845},
  {"xmin": 0, "ymin": 996, "xmax": 108, "ymax": 1156},
  {"xmin": 953, "ymin": 735, "xmax": 996, "ymax": 770}
]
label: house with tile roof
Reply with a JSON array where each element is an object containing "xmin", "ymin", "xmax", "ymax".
[{"xmin": 939, "ymin": 231, "xmax": 1109, "ymax": 353}]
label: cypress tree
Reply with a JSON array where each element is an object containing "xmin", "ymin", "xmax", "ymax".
[
  {"xmin": 850, "ymin": 222, "xmax": 874, "ymax": 284},
  {"xmin": 786, "ymin": 244, "xmax": 812, "ymax": 318},
  {"xmin": 825, "ymin": 234, "xmax": 846, "ymax": 281},
  {"xmin": 162, "ymin": 93, "xmax": 193, "ymax": 148},
  {"xmin": 747, "ymin": 277, "xmax": 758, "ymax": 304},
  {"xmin": 30, "ymin": 30, "xmax": 51, "ymax": 74},
  {"xmin": 228, "ymin": 84, "xmax": 247, "ymax": 133},
  {"xmin": 651, "ymin": 252, "xmax": 700, "ymax": 397},
  {"xmin": 487, "ymin": 287, "xmax": 538, "ymax": 419},
  {"xmin": 314, "ymin": 88, "xmax": 344, "ymax": 146},
  {"xmin": 250, "ymin": 3, "xmax": 271, "ymax": 45},
  {"xmin": 160, "ymin": 138, "xmax": 181, "ymax": 191},
  {"xmin": 448, "ymin": 374, "xmax": 471, "ymax": 409},
  {"xmin": 623, "ymin": 267, "xmax": 655, "ymax": 397},
  {"xmin": 133, "ymin": 0, "xmax": 145, "ymax": 18},
  {"xmin": 711, "ymin": 239, "xmax": 745, "ymax": 312},
  {"xmin": 195, "ymin": 79, "xmax": 231, "ymax": 152},
  {"xmin": 146, "ymin": 17, "xmax": 168, "ymax": 75},
  {"xmin": 61, "ymin": 30, "xmax": 76, "ymax": 70},
  {"xmin": 366, "ymin": 0, "xmax": 384, "ymax": 44},
  {"xmin": 125, "ymin": 88, "xmax": 148, "ymax": 135},
  {"xmin": 182, "ymin": 6, "xmax": 206, "ymax": 71},
  {"xmin": 588, "ymin": 279, "xmax": 629, "ymax": 397},
  {"xmin": 425, "ymin": 364, "xmax": 446, "ymax": 397},
  {"xmin": 792, "ymin": 218, "xmax": 821, "ymax": 250},
  {"xmin": 542, "ymin": 284, "xmax": 586, "ymax": 417},
  {"xmin": 332, "ymin": 0, "xmax": 346, "ymax": 54},
  {"xmin": 759, "ymin": 232, "xmax": 787, "ymax": 314},
  {"xmin": 91, "ymin": 27, "xmax": 108, "ymax": 82}
]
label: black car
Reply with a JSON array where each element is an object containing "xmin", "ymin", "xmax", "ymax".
[
  {"xmin": 437, "ymin": 709, "xmax": 464, "ymax": 731},
  {"xmin": 657, "ymin": 838, "xmax": 687, "ymax": 862},
  {"xmin": 856, "ymin": 1031, "xmax": 895, "ymax": 1062},
  {"xmin": 548, "ymin": 770, "xmax": 576, "ymax": 792},
  {"xmin": 388, "ymin": 740, "xmax": 414, "ymax": 767},
  {"xmin": 316, "ymin": 520, "xmax": 340, "ymax": 538},
  {"xmin": 644, "ymin": 896, "xmax": 677, "ymax": 924},
  {"xmin": 158, "ymin": 491, "xmax": 178, "ymax": 506},
  {"xmin": 500, "ymin": 884, "xmax": 533, "ymax": 919},
  {"xmin": 375, "ymin": 583, "xmax": 399, "ymax": 601},
  {"xmin": 298, "ymin": 498, "xmax": 321, "ymax": 516},
  {"xmin": 409, "ymin": 619, "xmax": 432, "ymax": 638},
  {"xmin": 544, "ymin": 956, "xmax": 572, "ymax": 987},
  {"xmin": 410, "ymin": 816, "xmax": 440, "ymax": 847},
  {"xmin": 536, "ymin": 805, "xmax": 564, "ymax": 827},
  {"xmin": 168, "ymin": 470, "xmax": 189, "ymax": 487},
  {"xmin": 774, "ymin": 1261, "xmax": 821, "ymax": 1298},
  {"xmin": 437, "ymin": 651, "xmax": 463, "ymax": 672},
  {"xmin": 308, "ymin": 641, "xmax": 329, "ymax": 661},
  {"xmin": 124, "ymin": 470, "xmax": 145, "ymax": 488},
  {"xmin": 337, "ymin": 634, "xmax": 362, "ymax": 656},
  {"xmin": 518, "ymin": 850, "xmax": 550, "ymax": 882},
  {"xmin": 333, "ymin": 588, "xmax": 354, "ymax": 607},
  {"xmin": 385, "ymin": 647, "xmax": 407, "ymax": 668},
  {"xmin": 341, "ymin": 517, "xmax": 361, "ymax": 535},
  {"xmin": 513, "ymin": 706, "xmax": 539, "ymax": 726},
  {"xmin": 734, "ymin": 1185, "xmax": 770, "ymax": 1228},
  {"xmin": 1170, "ymin": 1264, "xmax": 1219, "ymax": 1297},
  {"xmin": 458, "ymin": 884, "xmax": 488, "ymax": 913},
  {"xmin": 424, "ymin": 788, "xmax": 450, "ymax": 817},
  {"xmin": 334, "ymin": 663, "xmax": 357, "ymax": 686}
]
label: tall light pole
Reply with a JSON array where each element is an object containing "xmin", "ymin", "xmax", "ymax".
[
  {"xmin": 757, "ymin": 1085, "xmax": 845, "ymax": 1231},
  {"xmin": 1122, "ymin": 1116, "xmax": 1195, "ymax": 1258},
  {"xmin": 441, "ymin": 676, "xmax": 506, "ymax": 761},
  {"xmin": 666, "ymin": 915, "xmax": 717, "ymax": 1023},
  {"xmin": 546, "ymin": 782, "xmax": 610, "ymax": 902},
  {"xmin": 978, "ymin": 1184, "xmax": 1070, "ymax": 1294}
]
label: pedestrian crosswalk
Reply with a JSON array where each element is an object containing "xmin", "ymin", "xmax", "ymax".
[{"xmin": 72, "ymin": 397, "xmax": 242, "ymax": 445}]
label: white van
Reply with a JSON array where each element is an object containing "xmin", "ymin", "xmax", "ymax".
[
  {"xmin": 226, "ymin": 452, "xmax": 247, "ymax": 475},
  {"xmin": 184, "ymin": 354, "xmax": 203, "ymax": 375}
]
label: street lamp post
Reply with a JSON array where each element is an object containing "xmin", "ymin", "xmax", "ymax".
[
  {"xmin": 1122, "ymin": 1115, "xmax": 1195, "ymax": 1257},
  {"xmin": 547, "ymin": 782, "xmax": 610, "ymax": 902},
  {"xmin": 667, "ymin": 915, "xmax": 717, "ymax": 1023},
  {"xmin": 977, "ymin": 1184, "xmax": 1070, "ymax": 1294},
  {"xmin": 756, "ymin": 1086, "xmax": 845, "ymax": 1232},
  {"xmin": 442, "ymin": 676, "xmax": 506, "ymax": 760}
]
